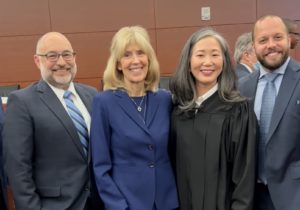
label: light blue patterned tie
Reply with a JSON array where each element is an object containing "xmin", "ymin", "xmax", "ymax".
[
  {"xmin": 63, "ymin": 91, "xmax": 89, "ymax": 156},
  {"xmin": 258, "ymin": 73, "xmax": 278, "ymax": 184}
]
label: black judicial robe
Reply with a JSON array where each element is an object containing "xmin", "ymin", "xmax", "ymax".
[{"xmin": 170, "ymin": 92, "xmax": 257, "ymax": 210}]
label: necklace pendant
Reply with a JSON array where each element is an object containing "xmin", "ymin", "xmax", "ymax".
[{"xmin": 137, "ymin": 106, "xmax": 142, "ymax": 112}]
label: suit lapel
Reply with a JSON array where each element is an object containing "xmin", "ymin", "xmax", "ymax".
[
  {"xmin": 75, "ymin": 84, "xmax": 95, "ymax": 162},
  {"xmin": 37, "ymin": 81, "xmax": 87, "ymax": 159},
  {"xmin": 268, "ymin": 61, "xmax": 300, "ymax": 142},
  {"xmin": 240, "ymin": 71, "xmax": 260, "ymax": 106},
  {"xmin": 145, "ymin": 91, "xmax": 159, "ymax": 127},
  {"xmin": 75, "ymin": 84, "xmax": 93, "ymax": 114},
  {"xmin": 240, "ymin": 64, "xmax": 250, "ymax": 75},
  {"xmin": 114, "ymin": 90, "xmax": 152, "ymax": 135}
]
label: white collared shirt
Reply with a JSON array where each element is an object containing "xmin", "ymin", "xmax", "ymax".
[
  {"xmin": 195, "ymin": 83, "xmax": 218, "ymax": 107},
  {"xmin": 47, "ymin": 82, "xmax": 91, "ymax": 134}
]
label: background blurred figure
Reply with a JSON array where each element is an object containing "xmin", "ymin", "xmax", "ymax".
[
  {"xmin": 169, "ymin": 28, "xmax": 257, "ymax": 210},
  {"xmin": 240, "ymin": 15, "xmax": 300, "ymax": 210},
  {"xmin": 234, "ymin": 32, "xmax": 258, "ymax": 79},
  {"xmin": 3, "ymin": 32, "xmax": 102, "ymax": 210},
  {"xmin": 91, "ymin": 26, "xmax": 178, "ymax": 210},
  {"xmin": 283, "ymin": 18, "xmax": 300, "ymax": 49},
  {"xmin": 0, "ymin": 97, "xmax": 7, "ymax": 210}
]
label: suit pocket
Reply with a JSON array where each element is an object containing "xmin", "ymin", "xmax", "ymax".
[{"xmin": 37, "ymin": 186, "xmax": 61, "ymax": 197}]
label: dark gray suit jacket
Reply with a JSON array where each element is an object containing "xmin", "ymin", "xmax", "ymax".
[
  {"xmin": 3, "ymin": 80, "xmax": 98, "ymax": 210},
  {"xmin": 239, "ymin": 58, "xmax": 300, "ymax": 210},
  {"xmin": 236, "ymin": 63, "xmax": 251, "ymax": 79},
  {"xmin": 0, "ymin": 97, "xmax": 8, "ymax": 210}
]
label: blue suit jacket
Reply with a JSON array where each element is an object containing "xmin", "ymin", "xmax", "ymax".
[
  {"xmin": 91, "ymin": 89, "xmax": 178, "ymax": 210},
  {"xmin": 239, "ymin": 58, "xmax": 300, "ymax": 210}
]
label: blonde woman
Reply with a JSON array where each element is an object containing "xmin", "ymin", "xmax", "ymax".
[{"xmin": 91, "ymin": 26, "xmax": 178, "ymax": 210}]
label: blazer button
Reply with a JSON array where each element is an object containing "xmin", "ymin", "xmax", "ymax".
[
  {"xmin": 148, "ymin": 162, "xmax": 155, "ymax": 168},
  {"xmin": 148, "ymin": 144, "xmax": 154, "ymax": 150}
]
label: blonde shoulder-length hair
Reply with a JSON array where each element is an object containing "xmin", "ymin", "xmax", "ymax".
[{"xmin": 103, "ymin": 26, "xmax": 160, "ymax": 92}]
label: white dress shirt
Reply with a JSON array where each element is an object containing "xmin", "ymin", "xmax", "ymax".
[{"xmin": 47, "ymin": 82, "xmax": 91, "ymax": 134}]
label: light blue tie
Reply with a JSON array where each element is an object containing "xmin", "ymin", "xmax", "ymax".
[
  {"xmin": 63, "ymin": 91, "xmax": 89, "ymax": 156},
  {"xmin": 258, "ymin": 73, "xmax": 278, "ymax": 184}
]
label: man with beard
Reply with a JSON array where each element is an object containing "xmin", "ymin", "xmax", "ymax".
[
  {"xmin": 239, "ymin": 15, "xmax": 300, "ymax": 210},
  {"xmin": 3, "ymin": 32, "xmax": 103, "ymax": 210}
]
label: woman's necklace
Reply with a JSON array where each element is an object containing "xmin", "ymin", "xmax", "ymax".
[{"xmin": 129, "ymin": 95, "xmax": 145, "ymax": 112}]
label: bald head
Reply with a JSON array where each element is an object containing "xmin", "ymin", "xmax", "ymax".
[
  {"xmin": 36, "ymin": 32, "xmax": 73, "ymax": 54},
  {"xmin": 34, "ymin": 32, "xmax": 77, "ymax": 90}
]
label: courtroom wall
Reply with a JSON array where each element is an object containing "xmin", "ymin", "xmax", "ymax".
[{"xmin": 0, "ymin": 0, "xmax": 299, "ymax": 90}]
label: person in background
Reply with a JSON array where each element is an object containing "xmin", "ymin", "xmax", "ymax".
[
  {"xmin": 283, "ymin": 18, "xmax": 299, "ymax": 49},
  {"xmin": 169, "ymin": 28, "xmax": 257, "ymax": 210},
  {"xmin": 3, "ymin": 32, "xmax": 103, "ymax": 210},
  {"xmin": 0, "ymin": 97, "xmax": 7, "ymax": 210},
  {"xmin": 239, "ymin": 15, "xmax": 300, "ymax": 210},
  {"xmin": 234, "ymin": 32, "xmax": 258, "ymax": 79},
  {"xmin": 91, "ymin": 26, "xmax": 178, "ymax": 210}
]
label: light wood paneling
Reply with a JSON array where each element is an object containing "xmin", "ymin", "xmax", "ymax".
[
  {"xmin": 66, "ymin": 29, "xmax": 156, "ymax": 80},
  {"xmin": 212, "ymin": 24, "xmax": 254, "ymax": 55},
  {"xmin": 156, "ymin": 24, "xmax": 253, "ymax": 75},
  {"xmin": 1, "ymin": 0, "xmax": 300, "ymax": 90},
  {"xmin": 155, "ymin": 0, "xmax": 256, "ymax": 28},
  {"xmin": 0, "ymin": 35, "xmax": 39, "ymax": 83},
  {"xmin": 257, "ymin": 0, "xmax": 300, "ymax": 20},
  {"xmin": 49, "ymin": 0, "xmax": 155, "ymax": 33},
  {"xmin": 0, "ymin": 0, "xmax": 50, "ymax": 36},
  {"xmin": 66, "ymin": 32, "xmax": 114, "ymax": 79},
  {"xmin": 75, "ymin": 77, "xmax": 102, "ymax": 91},
  {"xmin": 156, "ymin": 27, "xmax": 199, "ymax": 74}
]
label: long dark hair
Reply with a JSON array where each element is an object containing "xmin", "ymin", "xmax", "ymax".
[{"xmin": 170, "ymin": 28, "xmax": 244, "ymax": 114}]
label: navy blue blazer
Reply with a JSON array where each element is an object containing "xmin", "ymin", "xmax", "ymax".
[
  {"xmin": 91, "ymin": 89, "xmax": 178, "ymax": 210},
  {"xmin": 239, "ymin": 58, "xmax": 300, "ymax": 210}
]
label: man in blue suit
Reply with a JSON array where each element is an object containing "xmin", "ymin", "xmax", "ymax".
[
  {"xmin": 239, "ymin": 15, "xmax": 300, "ymax": 210},
  {"xmin": 0, "ymin": 97, "xmax": 7, "ymax": 210}
]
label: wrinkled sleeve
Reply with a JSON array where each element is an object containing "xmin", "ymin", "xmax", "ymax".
[
  {"xmin": 3, "ymin": 93, "xmax": 41, "ymax": 210},
  {"xmin": 230, "ymin": 100, "xmax": 258, "ymax": 210}
]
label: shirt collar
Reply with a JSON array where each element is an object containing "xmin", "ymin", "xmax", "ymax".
[
  {"xmin": 47, "ymin": 82, "xmax": 76, "ymax": 99},
  {"xmin": 240, "ymin": 63, "xmax": 253, "ymax": 73},
  {"xmin": 259, "ymin": 57, "xmax": 290, "ymax": 79},
  {"xmin": 195, "ymin": 83, "xmax": 218, "ymax": 107}
]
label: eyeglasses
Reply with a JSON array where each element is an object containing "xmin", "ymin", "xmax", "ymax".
[
  {"xmin": 36, "ymin": 51, "xmax": 76, "ymax": 62},
  {"xmin": 289, "ymin": 32, "xmax": 300, "ymax": 37}
]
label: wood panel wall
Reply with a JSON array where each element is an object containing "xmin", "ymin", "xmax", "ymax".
[{"xmin": 0, "ymin": 0, "xmax": 299, "ymax": 90}]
